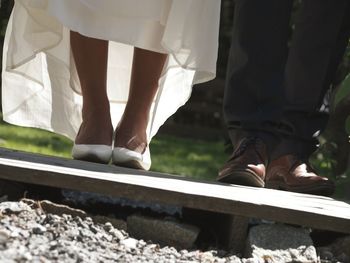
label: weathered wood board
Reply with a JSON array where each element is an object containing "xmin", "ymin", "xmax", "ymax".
[{"xmin": 0, "ymin": 147, "xmax": 349, "ymax": 233}]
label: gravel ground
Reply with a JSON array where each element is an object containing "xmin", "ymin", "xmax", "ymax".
[{"xmin": 0, "ymin": 201, "xmax": 247, "ymax": 263}]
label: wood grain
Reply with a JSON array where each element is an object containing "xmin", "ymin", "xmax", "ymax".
[{"xmin": 0, "ymin": 147, "xmax": 349, "ymax": 233}]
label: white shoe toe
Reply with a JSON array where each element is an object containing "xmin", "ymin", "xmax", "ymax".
[
  {"xmin": 112, "ymin": 147, "xmax": 151, "ymax": 170},
  {"xmin": 72, "ymin": 144, "xmax": 112, "ymax": 164}
]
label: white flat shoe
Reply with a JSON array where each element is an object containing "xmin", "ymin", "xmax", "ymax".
[
  {"xmin": 112, "ymin": 146, "xmax": 151, "ymax": 170},
  {"xmin": 72, "ymin": 144, "xmax": 112, "ymax": 164}
]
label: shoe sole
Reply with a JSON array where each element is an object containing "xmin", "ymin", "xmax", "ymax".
[
  {"xmin": 265, "ymin": 180, "xmax": 335, "ymax": 197},
  {"xmin": 72, "ymin": 152, "xmax": 110, "ymax": 164},
  {"xmin": 218, "ymin": 169, "xmax": 265, "ymax": 187},
  {"xmin": 113, "ymin": 160, "xmax": 146, "ymax": 170}
]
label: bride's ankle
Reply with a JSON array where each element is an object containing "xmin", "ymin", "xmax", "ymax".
[
  {"xmin": 75, "ymin": 120, "xmax": 113, "ymax": 145},
  {"xmin": 82, "ymin": 105, "xmax": 111, "ymax": 121},
  {"xmin": 114, "ymin": 130, "xmax": 147, "ymax": 153}
]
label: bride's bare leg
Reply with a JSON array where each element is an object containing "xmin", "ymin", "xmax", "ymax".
[
  {"xmin": 115, "ymin": 47, "xmax": 167, "ymax": 152},
  {"xmin": 71, "ymin": 31, "xmax": 113, "ymax": 145}
]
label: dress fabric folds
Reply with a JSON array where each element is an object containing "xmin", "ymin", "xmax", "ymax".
[{"xmin": 2, "ymin": 0, "xmax": 220, "ymax": 141}]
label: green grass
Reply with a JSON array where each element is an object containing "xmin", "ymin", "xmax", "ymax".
[
  {"xmin": 310, "ymin": 152, "xmax": 350, "ymax": 200},
  {"xmin": 1, "ymin": 120, "xmax": 349, "ymax": 199},
  {"xmin": 150, "ymin": 135, "xmax": 226, "ymax": 181},
  {"xmin": 0, "ymin": 121, "xmax": 227, "ymax": 181},
  {"xmin": 0, "ymin": 123, "xmax": 73, "ymax": 158}
]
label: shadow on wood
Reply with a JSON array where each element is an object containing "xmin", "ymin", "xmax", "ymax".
[{"xmin": 0, "ymin": 147, "xmax": 349, "ymax": 235}]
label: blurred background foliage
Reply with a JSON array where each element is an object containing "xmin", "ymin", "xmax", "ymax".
[{"xmin": 0, "ymin": 0, "xmax": 350, "ymax": 199}]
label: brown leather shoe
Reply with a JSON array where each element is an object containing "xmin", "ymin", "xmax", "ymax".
[
  {"xmin": 218, "ymin": 137, "xmax": 267, "ymax": 187},
  {"xmin": 266, "ymin": 154, "xmax": 335, "ymax": 196}
]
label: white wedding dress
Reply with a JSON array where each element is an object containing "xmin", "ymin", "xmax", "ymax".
[{"xmin": 2, "ymin": 0, "xmax": 220, "ymax": 143}]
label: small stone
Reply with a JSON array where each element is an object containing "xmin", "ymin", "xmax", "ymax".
[
  {"xmin": 137, "ymin": 240, "xmax": 147, "ymax": 248},
  {"xmin": 93, "ymin": 215, "xmax": 127, "ymax": 231},
  {"xmin": 246, "ymin": 224, "xmax": 317, "ymax": 263},
  {"xmin": 0, "ymin": 201, "xmax": 31, "ymax": 214},
  {"xmin": 47, "ymin": 214, "xmax": 61, "ymax": 223},
  {"xmin": 301, "ymin": 246, "xmax": 318, "ymax": 262},
  {"xmin": 32, "ymin": 224, "xmax": 47, "ymax": 235},
  {"xmin": 85, "ymin": 217, "xmax": 93, "ymax": 223},
  {"xmin": 251, "ymin": 245, "xmax": 318, "ymax": 263},
  {"xmin": 74, "ymin": 216, "xmax": 83, "ymax": 224},
  {"xmin": 103, "ymin": 222, "xmax": 113, "ymax": 232},
  {"xmin": 247, "ymin": 224, "xmax": 313, "ymax": 251},
  {"xmin": 0, "ymin": 230, "xmax": 10, "ymax": 244},
  {"xmin": 10, "ymin": 229, "xmax": 20, "ymax": 238},
  {"xmin": 215, "ymin": 258, "xmax": 227, "ymax": 263},
  {"xmin": 22, "ymin": 252, "xmax": 33, "ymax": 261},
  {"xmin": 63, "ymin": 214, "xmax": 73, "ymax": 221},
  {"xmin": 67, "ymin": 228, "xmax": 80, "ymax": 238},
  {"xmin": 180, "ymin": 249, "xmax": 189, "ymax": 255},
  {"xmin": 49, "ymin": 241, "xmax": 58, "ymax": 250},
  {"xmin": 241, "ymin": 258, "xmax": 258, "ymax": 263},
  {"xmin": 101, "ymin": 233, "xmax": 112, "ymax": 242},
  {"xmin": 147, "ymin": 244, "xmax": 159, "ymax": 252},
  {"xmin": 78, "ymin": 222, "xmax": 89, "ymax": 230},
  {"xmin": 127, "ymin": 214, "xmax": 199, "ymax": 249},
  {"xmin": 110, "ymin": 229, "xmax": 125, "ymax": 241},
  {"xmin": 21, "ymin": 198, "xmax": 40, "ymax": 209},
  {"xmin": 89, "ymin": 225, "xmax": 99, "ymax": 234},
  {"xmin": 79, "ymin": 228, "xmax": 93, "ymax": 239},
  {"xmin": 200, "ymin": 251, "xmax": 215, "ymax": 263},
  {"xmin": 120, "ymin": 238, "xmax": 138, "ymax": 251}
]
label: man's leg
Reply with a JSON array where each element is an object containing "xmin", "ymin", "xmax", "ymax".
[
  {"xmin": 266, "ymin": 0, "xmax": 350, "ymax": 196},
  {"xmin": 219, "ymin": 0, "xmax": 293, "ymax": 186}
]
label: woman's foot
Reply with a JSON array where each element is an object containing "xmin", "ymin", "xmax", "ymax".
[
  {"xmin": 110, "ymin": 48, "xmax": 166, "ymax": 169},
  {"xmin": 72, "ymin": 107, "xmax": 114, "ymax": 163},
  {"xmin": 113, "ymin": 110, "xmax": 148, "ymax": 153},
  {"xmin": 76, "ymin": 104, "xmax": 114, "ymax": 145},
  {"xmin": 114, "ymin": 131, "xmax": 147, "ymax": 154},
  {"xmin": 75, "ymin": 120, "xmax": 113, "ymax": 146},
  {"xmin": 70, "ymin": 31, "xmax": 112, "ymax": 163},
  {"xmin": 112, "ymin": 113, "xmax": 150, "ymax": 170}
]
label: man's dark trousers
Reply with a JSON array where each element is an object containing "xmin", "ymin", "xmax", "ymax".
[{"xmin": 224, "ymin": 0, "xmax": 350, "ymax": 159}]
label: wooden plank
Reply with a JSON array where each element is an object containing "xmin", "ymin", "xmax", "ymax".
[{"xmin": 0, "ymin": 147, "xmax": 349, "ymax": 233}]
